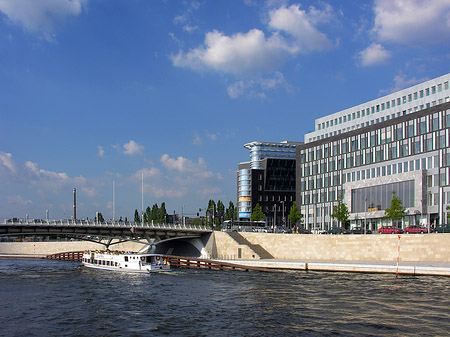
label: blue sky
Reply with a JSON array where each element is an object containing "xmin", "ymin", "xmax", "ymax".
[{"xmin": 0, "ymin": 0, "xmax": 449, "ymax": 220}]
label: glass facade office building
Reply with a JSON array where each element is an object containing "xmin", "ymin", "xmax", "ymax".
[
  {"xmin": 238, "ymin": 141, "xmax": 300, "ymax": 222},
  {"xmin": 297, "ymin": 73, "xmax": 450, "ymax": 231}
]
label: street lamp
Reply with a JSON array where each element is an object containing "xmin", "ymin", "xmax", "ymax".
[
  {"xmin": 364, "ymin": 197, "xmax": 367, "ymax": 235},
  {"xmin": 273, "ymin": 204, "xmax": 277, "ymax": 233},
  {"xmin": 281, "ymin": 201, "xmax": 285, "ymax": 229}
]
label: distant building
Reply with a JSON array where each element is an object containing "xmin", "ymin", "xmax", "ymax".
[
  {"xmin": 297, "ymin": 73, "xmax": 450, "ymax": 231},
  {"xmin": 237, "ymin": 141, "xmax": 301, "ymax": 228}
]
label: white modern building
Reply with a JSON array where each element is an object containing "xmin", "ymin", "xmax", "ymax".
[{"xmin": 297, "ymin": 73, "xmax": 450, "ymax": 231}]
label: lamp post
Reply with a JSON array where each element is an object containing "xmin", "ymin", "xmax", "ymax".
[
  {"xmin": 364, "ymin": 197, "xmax": 367, "ymax": 235},
  {"xmin": 281, "ymin": 201, "xmax": 285, "ymax": 230},
  {"xmin": 273, "ymin": 204, "xmax": 277, "ymax": 233}
]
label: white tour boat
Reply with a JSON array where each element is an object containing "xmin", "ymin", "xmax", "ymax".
[{"xmin": 82, "ymin": 250, "xmax": 171, "ymax": 273}]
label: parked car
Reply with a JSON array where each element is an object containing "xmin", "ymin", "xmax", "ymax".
[
  {"xmin": 404, "ymin": 225, "xmax": 428, "ymax": 234},
  {"xmin": 378, "ymin": 226, "xmax": 404, "ymax": 234},
  {"xmin": 433, "ymin": 224, "xmax": 450, "ymax": 233},
  {"xmin": 276, "ymin": 227, "xmax": 292, "ymax": 234},
  {"xmin": 328, "ymin": 227, "xmax": 350, "ymax": 234},
  {"xmin": 297, "ymin": 228, "xmax": 312, "ymax": 234},
  {"xmin": 351, "ymin": 227, "xmax": 372, "ymax": 234},
  {"xmin": 313, "ymin": 228, "xmax": 328, "ymax": 234}
]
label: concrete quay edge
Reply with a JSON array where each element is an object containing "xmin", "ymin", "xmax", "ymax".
[{"xmin": 217, "ymin": 259, "xmax": 450, "ymax": 277}]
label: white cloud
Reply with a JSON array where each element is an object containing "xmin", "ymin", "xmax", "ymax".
[
  {"xmin": 130, "ymin": 154, "xmax": 223, "ymax": 201},
  {"xmin": 183, "ymin": 24, "xmax": 198, "ymax": 33},
  {"xmin": 134, "ymin": 167, "xmax": 162, "ymax": 180},
  {"xmin": 171, "ymin": 28, "xmax": 292, "ymax": 76},
  {"xmin": 192, "ymin": 131, "xmax": 203, "ymax": 145},
  {"xmin": 356, "ymin": 43, "xmax": 391, "ymax": 67},
  {"xmin": 268, "ymin": 4, "xmax": 333, "ymax": 53},
  {"xmin": 25, "ymin": 161, "xmax": 69, "ymax": 182},
  {"xmin": 81, "ymin": 186, "xmax": 97, "ymax": 198},
  {"xmin": 97, "ymin": 146, "xmax": 104, "ymax": 157},
  {"xmin": 160, "ymin": 154, "xmax": 205, "ymax": 173},
  {"xmin": 7, "ymin": 195, "xmax": 32, "ymax": 207},
  {"xmin": 380, "ymin": 72, "xmax": 429, "ymax": 94},
  {"xmin": 372, "ymin": 0, "xmax": 450, "ymax": 45},
  {"xmin": 0, "ymin": 152, "xmax": 16, "ymax": 173},
  {"xmin": 160, "ymin": 154, "xmax": 223, "ymax": 182},
  {"xmin": 123, "ymin": 140, "xmax": 144, "ymax": 156},
  {"xmin": 148, "ymin": 185, "xmax": 187, "ymax": 199},
  {"xmin": 227, "ymin": 72, "xmax": 290, "ymax": 99},
  {"xmin": 171, "ymin": 3, "xmax": 335, "ymax": 77},
  {"xmin": 197, "ymin": 186, "xmax": 222, "ymax": 196},
  {"xmin": 0, "ymin": 0, "xmax": 87, "ymax": 41}
]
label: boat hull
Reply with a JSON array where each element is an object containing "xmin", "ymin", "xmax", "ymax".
[{"xmin": 82, "ymin": 251, "xmax": 171, "ymax": 273}]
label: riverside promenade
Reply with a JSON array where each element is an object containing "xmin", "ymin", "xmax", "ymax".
[{"xmin": 220, "ymin": 259, "xmax": 450, "ymax": 277}]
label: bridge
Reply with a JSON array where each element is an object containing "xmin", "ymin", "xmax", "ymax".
[{"xmin": 0, "ymin": 218, "xmax": 213, "ymax": 256}]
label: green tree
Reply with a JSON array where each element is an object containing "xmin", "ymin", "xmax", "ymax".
[
  {"xmin": 217, "ymin": 200, "xmax": 225, "ymax": 222},
  {"xmin": 447, "ymin": 205, "xmax": 450, "ymax": 224},
  {"xmin": 134, "ymin": 209, "xmax": 141, "ymax": 224},
  {"xmin": 331, "ymin": 196, "xmax": 350, "ymax": 228},
  {"xmin": 206, "ymin": 200, "xmax": 216, "ymax": 226},
  {"xmin": 288, "ymin": 202, "xmax": 303, "ymax": 229},
  {"xmin": 159, "ymin": 202, "xmax": 167, "ymax": 223},
  {"xmin": 151, "ymin": 203, "xmax": 159, "ymax": 221},
  {"xmin": 251, "ymin": 203, "xmax": 265, "ymax": 221},
  {"xmin": 384, "ymin": 191, "xmax": 405, "ymax": 227},
  {"xmin": 96, "ymin": 212, "xmax": 104, "ymax": 223},
  {"xmin": 225, "ymin": 201, "xmax": 235, "ymax": 221},
  {"xmin": 145, "ymin": 206, "xmax": 151, "ymax": 223}
]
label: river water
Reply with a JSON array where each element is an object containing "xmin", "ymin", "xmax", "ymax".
[{"xmin": 1, "ymin": 258, "xmax": 450, "ymax": 336}]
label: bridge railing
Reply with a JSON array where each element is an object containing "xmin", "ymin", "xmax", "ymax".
[{"xmin": 0, "ymin": 218, "xmax": 212, "ymax": 232}]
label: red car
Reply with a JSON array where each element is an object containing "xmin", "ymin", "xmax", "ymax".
[
  {"xmin": 378, "ymin": 226, "xmax": 404, "ymax": 234},
  {"xmin": 404, "ymin": 225, "xmax": 428, "ymax": 234}
]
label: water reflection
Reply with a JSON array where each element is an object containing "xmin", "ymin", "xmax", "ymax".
[{"xmin": 1, "ymin": 258, "xmax": 449, "ymax": 336}]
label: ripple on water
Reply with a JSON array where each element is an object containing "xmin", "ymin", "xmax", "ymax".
[{"xmin": 1, "ymin": 258, "xmax": 450, "ymax": 336}]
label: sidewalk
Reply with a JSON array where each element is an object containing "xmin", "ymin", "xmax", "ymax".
[{"xmin": 221, "ymin": 259, "xmax": 450, "ymax": 276}]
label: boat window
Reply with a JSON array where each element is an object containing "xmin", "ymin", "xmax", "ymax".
[
  {"xmin": 124, "ymin": 256, "xmax": 128, "ymax": 262},
  {"xmin": 107, "ymin": 261, "xmax": 110, "ymax": 266}
]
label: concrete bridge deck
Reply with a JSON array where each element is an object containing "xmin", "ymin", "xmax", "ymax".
[{"xmin": 0, "ymin": 219, "xmax": 212, "ymax": 245}]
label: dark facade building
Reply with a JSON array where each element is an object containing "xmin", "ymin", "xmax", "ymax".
[{"xmin": 238, "ymin": 141, "xmax": 301, "ymax": 228}]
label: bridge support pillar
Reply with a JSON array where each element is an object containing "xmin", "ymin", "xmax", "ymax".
[{"xmin": 188, "ymin": 238, "xmax": 209, "ymax": 259}]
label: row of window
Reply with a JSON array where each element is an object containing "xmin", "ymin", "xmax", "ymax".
[
  {"xmin": 300, "ymin": 155, "xmax": 447, "ymax": 193},
  {"xmin": 301, "ymin": 109, "xmax": 450, "ymax": 163},
  {"xmin": 83, "ymin": 258, "xmax": 119, "ymax": 267},
  {"xmin": 315, "ymin": 80, "xmax": 449, "ymax": 133},
  {"xmin": 300, "ymin": 139, "xmax": 450, "ymax": 178},
  {"xmin": 257, "ymin": 194, "xmax": 294, "ymax": 203},
  {"xmin": 313, "ymin": 100, "xmax": 450, "ymax": 142}
]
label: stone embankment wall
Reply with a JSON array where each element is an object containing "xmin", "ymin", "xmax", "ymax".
[
  {"xmin": 213, "ymin": 231, "xmax": 258, "ymax": 260},
  {"xmin": 2, "ymin": 233, "xmax": 450, "ymax": 262},
  {"xmin": 213, "ymin": 232, "xmax": 450, "ymax": 262},
  {"xmin": 0, "ymin": 241, "xmax": 148, "ymax": 257}
]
